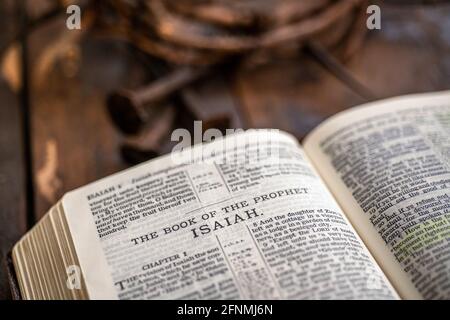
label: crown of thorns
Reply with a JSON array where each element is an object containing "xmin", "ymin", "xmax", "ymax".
[{"xmin": 88, "ymin": 0, "xmax": 368, "ymax": 65}]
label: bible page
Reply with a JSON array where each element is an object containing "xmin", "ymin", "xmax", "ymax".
[
  {"xmin": 304, "ymin": 91, "xmax": 450, "ymax": 299},
  {"xmin": 62, "ymin": 130, "xmax": 398, "ymax": 299}
]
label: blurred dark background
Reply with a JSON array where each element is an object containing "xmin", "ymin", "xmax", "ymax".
[{"xmin": 0, "ymin": 0, "xmax": 449, "ymax": 299}]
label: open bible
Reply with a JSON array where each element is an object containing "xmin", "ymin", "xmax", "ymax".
[{"xmin": 11, "ymin": 91, "xmax": 450, "ymax": 300}]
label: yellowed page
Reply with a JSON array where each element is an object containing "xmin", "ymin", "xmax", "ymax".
[{"xmin": 304, "ymin": 91, "xmax": 450, "ymax": 299}]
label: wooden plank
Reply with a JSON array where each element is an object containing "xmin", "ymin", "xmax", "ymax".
[
  {"xmin": 233, "ymin": 58, "xmax": 364, "ymax": 140},
  {"xmin": 27, "ymin": 18, "xmax": 148, "ymax": 219},
  {"xmin": 0, "ymin": 80, "xmax": 27, "ymax": 300},
  {"xmin": 348, "ymin": 5, "xmax": 450, "ymax": 97},
  {"xmin": 233, "ymin": 4, "xmax": 450, "ymax": 140},
  {"xmin": 0, "ymin": 0, "xmax": 27, "ymax": 300}
]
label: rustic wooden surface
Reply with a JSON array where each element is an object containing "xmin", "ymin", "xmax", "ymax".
[
  {"xmin": 235, "ymin": 5, "xmax": 450, "ymax": 139},
  {"xmin": 0, "ymin": 0, "xmax": 27, "ymax": 300},
  {"xmin": 0, "ymin": 2, "xmax": 449, "ymax": 299}
]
